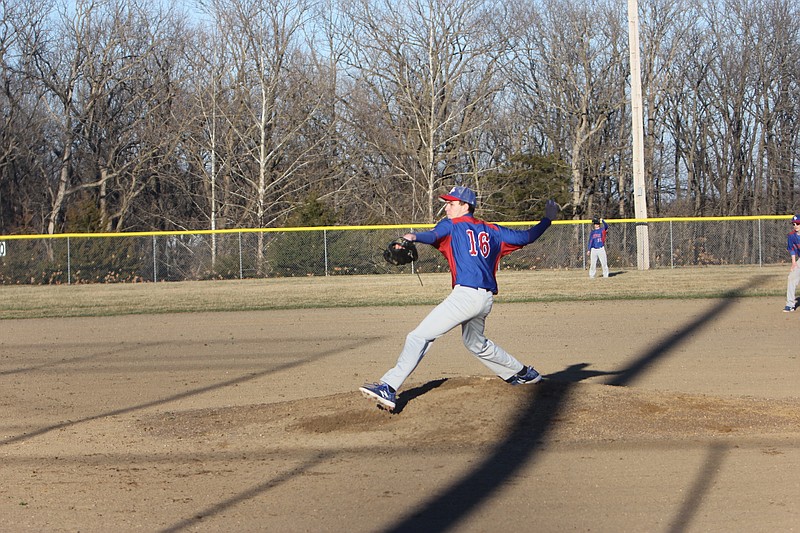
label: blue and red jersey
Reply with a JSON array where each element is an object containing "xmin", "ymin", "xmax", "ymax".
[
  {"xmin": 787, "ymin": 230, "xmax": 800, "ymax": 257},
  {"xmin": 587, "ymin": 221, "xmax": 609, "ymax": 250},
  {"xmin": 413, "ymin": 214, "xmax": 552, "ymax": 294}
]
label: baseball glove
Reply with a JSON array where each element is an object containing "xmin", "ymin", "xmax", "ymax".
[{"xmin": 383, "ymin": 237, "xmax": 418, "ymax": 266}]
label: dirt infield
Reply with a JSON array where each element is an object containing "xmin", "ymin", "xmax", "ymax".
[{"xmin": 2, "ymin": 294, "xmax": 800, "ymax": 532}]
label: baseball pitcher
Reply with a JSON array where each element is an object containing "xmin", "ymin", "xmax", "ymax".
[{"xmin": 360, "ymin": 185, "xmax": 559, "ymax": 411}]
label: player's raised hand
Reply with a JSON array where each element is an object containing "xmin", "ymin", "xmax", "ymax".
[{"xmin": 544, "ymin": 199, "xmax": 559, "ymax": 220}]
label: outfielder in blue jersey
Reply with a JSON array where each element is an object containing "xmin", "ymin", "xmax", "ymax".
[
  {"xmin": 784, "ymin": 214, "xmax": 800, "ymax": 312},
  {"xmin": 360, "ymin": 186, "xmax": 559, "ymax": 411},
  {"xmin": 587, "ymin": 218, "xmax": 609, "ymax": 278}
]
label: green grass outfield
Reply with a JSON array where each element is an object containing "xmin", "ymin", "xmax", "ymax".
[{"xmin": 0, "ymin": 264, "xmax": 788, "ymax": 320}]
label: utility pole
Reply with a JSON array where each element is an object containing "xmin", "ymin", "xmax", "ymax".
[{"xmin": 627, "ymin": 0, "xmax": 650, "ymax": 269}]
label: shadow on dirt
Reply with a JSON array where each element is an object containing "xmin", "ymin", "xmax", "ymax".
[
  {"xmin": 0, "ymin": 336, "xmax": 383, "ymax": 446},
  {"xmin": 381, "ymin": 275, "xmax": 770, "ymax": 533},
  {"xmin": 160, "ymin": 452, "xmax": 334, "ymax": 533},
  {"xmin": 667, "ymin": 441, "xmax": 729, "ymax": 533},
  {"xmin": 393, "ymin": 378, "xmax": 447, "ymax": 414}
]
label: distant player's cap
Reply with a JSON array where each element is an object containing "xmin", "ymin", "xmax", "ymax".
[
  {"xmin": 440, "ymin": 185, "xmax": 477, "ymax": 206},
  {"xmin": 792, "ymin": 214, "xmax": 800, "ymax": 224},
  {"xmin": 592, "ymin": 218, "xmax": 601, "ymax": 225}
]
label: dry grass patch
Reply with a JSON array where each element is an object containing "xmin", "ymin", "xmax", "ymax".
[{"xmin": 0, "ymin": 264, "xmax": 786, "ymax": 319}]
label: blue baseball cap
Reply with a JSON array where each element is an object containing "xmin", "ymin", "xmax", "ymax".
[
  {"xmin": 792, "ymin": 214, "xmax": 800, "ymax": 224},
  {"xmin": 440, "ymin": 185, "xmax": 477, "ymax": 206}
]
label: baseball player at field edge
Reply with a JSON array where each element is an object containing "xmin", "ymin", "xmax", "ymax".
[
  {"xmin": 586, "ymin": 217, "xmax": 609, "ymax": 278},
  {"xmin": 359, "ymin": 186, "xmax": 559, "ymax": 411},
  {"xmin": 784, "ymin": 214, "xmax": 800, "ymax": 312}
]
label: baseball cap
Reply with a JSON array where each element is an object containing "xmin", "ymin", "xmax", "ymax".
[
  {"xmin": 792, "ymin": 214, "xmax": 800, "ymax": 224},
  {"xmin": 439, "ymin": 185, "xmax": 477, "ymax": 206},
  {"xmin": 592, "ymin": 218, "xmax": 601, "ymax": 225}
]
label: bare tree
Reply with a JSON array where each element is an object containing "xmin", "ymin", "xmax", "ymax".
[
  {"xmin": 11, "ymin": 0, "xmax": 186, "ymax": 232},
  {"xmin": 509, "ymin": 0, "xmax": 629, "ymax": 219},
  {"xmin": 637, "ymin": 0, "xmax": 692, "ymax": 215},
  {"xmin": 80, "ymin": 1, "xmax": 190, "ymax": 231},
  {"xmin": 751, "ymin": 0, "xmax": 800, "ymax": 214},
  {"xmin": 662, "ymin": 10, "xmax": 713, "ymax": 216},
  {"xmin": 335, "ymin": 0, "xmax": 509, "ymax": 223},
  {"xmin": 660, "ymin": 0, "xmax": 800, "ymax": 216},
  {"xmin": 0, "ymin": 0, "xmax": 36, "ymax": 230},
  {"xmin": 197, "ymin": 0, "xmax": 335, "ymax": 271},
  {"xmin": 16, "ymin": 0, "xmax": 88, "ymax": 235}
]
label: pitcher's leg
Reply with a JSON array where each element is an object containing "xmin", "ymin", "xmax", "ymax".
[
  {"xmin": 380, "ymin": 287, "xmax": 483, "ymax": 391},
  {"xmin": 460, "ymin": 294, "xmax": 524, "ymax": 380}
]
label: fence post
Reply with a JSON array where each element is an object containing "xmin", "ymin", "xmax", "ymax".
[
  {"xmin": 670, "ymin": 221, "xmax": 674, "ymax": 269},
  {"xmin": 324, "ymin": 229, "xmax": 329, "ymax": 276},
  {"xmin": 67, "ymin": 236, "xmax": 71, "ymax": 285},
  {"xmin": 409, "ymin": 227, "xmax": 416, "ymax": 275},
  {"xmin": 152, "ymin": 235, "xmax": 157, "ymax": 282},
  {"xmin": 238, "ymin": 232, "xmax": 243, "ymax": 279},
  {"xmin": 758, "ymin": 219, "xmax": 762, "ymax": 266},
  {"xmin": 581, "ymin": 225, "xmax": 586, "ymax": 270}
]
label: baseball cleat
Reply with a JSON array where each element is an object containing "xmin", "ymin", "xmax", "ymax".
[
  {"xmin": 510, "ymin": 366, "xmax": 542, "ymax": 386},
  {"xmin": 784, "ymin": 306, "xmax": 795, "ymax": 312},
  {"xmin": 359, "ymin": 382, "xmax": 396, "ymax": 410}
]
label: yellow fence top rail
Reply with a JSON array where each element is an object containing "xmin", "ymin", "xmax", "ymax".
[{"xmin": 0, "ymin": 214, "xmax": 793, "ymax": 240}]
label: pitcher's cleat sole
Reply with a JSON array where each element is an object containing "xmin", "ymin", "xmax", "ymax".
[{"xmin": 359, "ymin": 387, "xmax": 396, "ymax": 411}]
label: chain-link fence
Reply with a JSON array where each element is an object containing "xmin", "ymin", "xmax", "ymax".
[{"xmin": 0, "ymin": 217, "xmax": 791, "ymax": 284}]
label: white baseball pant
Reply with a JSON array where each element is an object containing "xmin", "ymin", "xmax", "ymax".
[
  {"xmin": 786, "ymin": 266, "xmax": 800, "ymax": 308},
  {"xmin": 589, "ymin": 247, "xmax": 609, "ymax": 278},
  {"xmin": 380, "ymin": 285, "xmax": 525, "ymax": 391}
]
